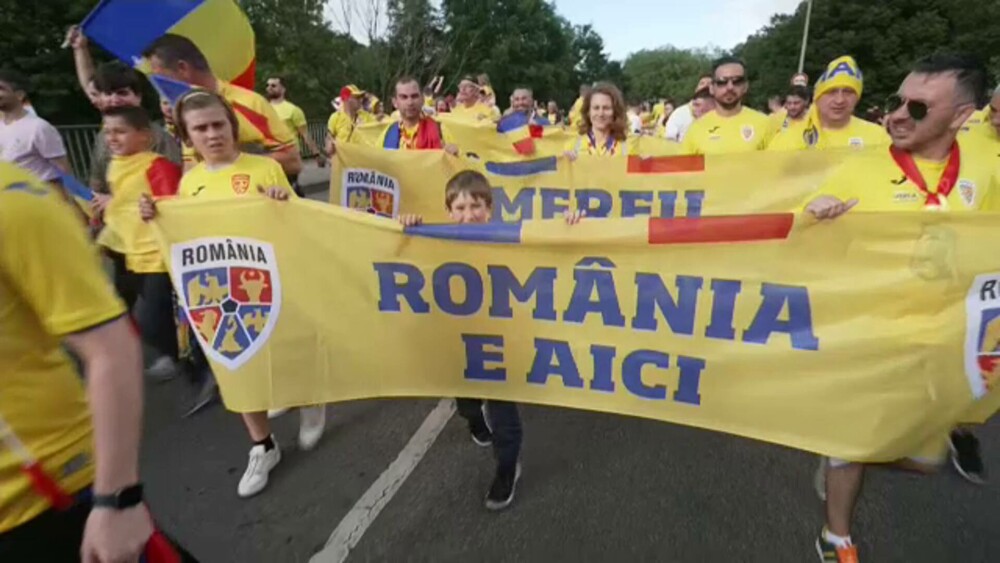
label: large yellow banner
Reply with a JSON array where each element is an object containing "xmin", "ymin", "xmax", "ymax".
[
  {"xmin": 153, "ymin": 198, "xmax": 1000, "ymax": 462},
  {"xmin": 331, "ymin": 143, "xmax": 847, "ymax": 223}
]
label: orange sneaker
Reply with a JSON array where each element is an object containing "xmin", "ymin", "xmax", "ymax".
[{"xmin": 815, "ymin": 533, "xmax": 859, "ymax": 563}]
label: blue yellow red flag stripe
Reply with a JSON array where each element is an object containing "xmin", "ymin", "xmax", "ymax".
[
  {"xmin": 82, "ymin": 0, "xmax": 256, "ymax": 89},
  {"xmin": 403, "ymin": 214, "xmax": 795, "ymax": 245}
]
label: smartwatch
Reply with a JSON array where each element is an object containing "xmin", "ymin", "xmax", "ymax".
[{"xmin": 92, "ymin": 484, "xmax": 144, "ymax": 510}]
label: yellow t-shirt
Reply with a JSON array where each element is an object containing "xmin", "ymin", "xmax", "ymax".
[
  {"xmin": 180, "ymin": 153, "xmax": 294, "ymax": 200},
  {"xmin": 548, "ymin": 113, "xmax": 561, "ymax": 126},
  {"xmin": 768, "ymin": 116, "xmax": 890, "ymax": 151},
  {"xmin": 813, "ymin": 139, "xmax": 1000, "ymax": 212},
  {"xmin": 568, "ymin": 97, "xmax": 584, "ymax": 127},
  {"xmin": 451, "ymin": 102, "xmax": 496, "ymax": 122},
  {"xmin": 98, "ymin": 152, "xmax": 181, "ymax": 273},
  {"xmin": 270, "ymin": 100, "xmax": 307, "ymax": 149},
  {"xmin": 767, "ymin": 109, "xmax": 788, "ymax": 135},
  {"xmin": 182, "ymin": 81, "xmax": 297, "ymax": 166},
  {"xmin": 0, "ymin": 162, "xmax": 126, "ymax": 532},
  {"xmin": 326, "ymin": 110, "xmax": 374, "ymax": 144},
  {"xmin": 960, "ymin": 108, "xmax": 989, "ymax": 136},
  {"xmin": 681, "ymin": 107, "xmax": 774, "ymax": 155}
]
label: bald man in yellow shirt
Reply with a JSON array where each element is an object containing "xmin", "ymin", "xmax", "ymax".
[{"xmin": 769, "ymin": 56, "xmax": 888, "ymax": 152}]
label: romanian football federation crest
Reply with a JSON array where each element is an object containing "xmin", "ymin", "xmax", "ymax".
[
  {"xmin": 958, "ymin": 179, "xmax": 976, "ymax": 208},
  {"xmin": 231, "ymin": 173, "xmax": 251, "ymax": 194},
  {"xmin": 741, "ymin": 125, "xmax": 755, "ymax": 142},
  {"xmin": 341, "ymin": 168, "xmax": 401, "ymax": 218},
  {"xmin": 171, "ymin": 237, "xmax": 280, "ymax": 371},
  {"xmin": 964, "ymin": 274, "xmax": 1000, "ymax": 398}
]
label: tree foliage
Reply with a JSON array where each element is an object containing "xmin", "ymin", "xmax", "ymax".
[
  {"xmin": 4, "ymin": 0, "xmax": 999, "ymax": 124},
  {"xmin": 0, "ymin": 0, "xmax": 102, "ymax": 124},
  {"xmin": 622, "ymin": 47, "xmax": 718, "ymax": 103},
  {"xmin": 735, "ymin": 0, "xmax": 1000, "ymax": 110}
]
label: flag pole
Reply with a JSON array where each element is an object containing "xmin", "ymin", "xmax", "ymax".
[{"xmin": 797, "ymin": 0, "xmax": 814, "ymax": 74}]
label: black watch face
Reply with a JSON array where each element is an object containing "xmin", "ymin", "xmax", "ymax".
[{"xmin": 120, "ymin": 485, "xmax": 143, "ymax": 505}]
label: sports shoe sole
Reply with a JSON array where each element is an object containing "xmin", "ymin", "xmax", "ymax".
[
  {"xmin": 471, "ymin": 434, "xmax": 492, "ymax": 447},
  {"xmin": 949, "ymin": 445, "xmax": 986, "ymax": 485},
  {"xmin": 485, "ymin": 464, "xmax": 522, "ymax": 511}
]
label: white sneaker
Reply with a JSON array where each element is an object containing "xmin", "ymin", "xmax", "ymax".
[
  {"xmin": 267, "ymin": 408, "xmax": 290, "ymax": 419},
  {"xmin": 145, "ymin": 356, "xmax": 177, "ymax": 382},
  {"xmin": 237, "ymin": 442, "xmax": 281, "ymax": 498},
  {"xmin": 298, "ymin": 406, "xmax": 326, "ymax": 451},
  {"xmin": 814, "ymin": 456, "xmax": 827, "ymax": 502}
]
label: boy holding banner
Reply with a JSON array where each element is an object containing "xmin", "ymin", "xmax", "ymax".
[{"xmin": 399, "ymin": 171, "xmax": 584, "ymax": 511}]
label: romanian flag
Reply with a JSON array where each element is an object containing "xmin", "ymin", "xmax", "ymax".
[
  {"xmin": 81, "ymin": 0, "xmax": 256, "ymax": 89},
  {"xmin": 496, "ymin": 112, "xmax": 548, "ymax": 156},
  {"xmin": 149, "ymin": 74, "xmax": 193, "ymax": 107}
]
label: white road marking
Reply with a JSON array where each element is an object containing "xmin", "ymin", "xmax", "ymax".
[{"xmin": 310, "ymin": 399, "xmax": 456, "ymax": 563}]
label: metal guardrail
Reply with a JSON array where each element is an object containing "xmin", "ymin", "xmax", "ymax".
[{"xmin": 57, "ymin": 121, "xmax": 329, "ymax": 180}]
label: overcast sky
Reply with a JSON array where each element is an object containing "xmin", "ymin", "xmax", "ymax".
[{"xmin": 326, "ymin": 0, "xmax": 806, "ymax": 60}]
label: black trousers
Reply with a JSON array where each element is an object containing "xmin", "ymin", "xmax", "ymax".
[
  {"xmin": 456, "ymin": 398, "xmax": 523, "ymax": 472},
  {"xmin": 0, "ymin": 490, "xmax": 198, "ymax": 562},
  {"xmin": 109, "ymin": 252, "xmax": 179, "ymax": 360}
]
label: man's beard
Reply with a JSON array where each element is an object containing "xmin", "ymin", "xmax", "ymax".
[
  {"xmin": 716, "ymin": 97, "xmax": 742, "ymax": 111},
  {"xmin": 265, "ymin": 91, "xmax": 280, "ymax": 100}
]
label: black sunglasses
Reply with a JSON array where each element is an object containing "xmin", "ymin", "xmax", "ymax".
[
  {"xmin": 713, "ymin": 76, "xmax": 747, "ymax": 87},
  {"xmin": 885, "ymin": 94, "xmax": 928, "ymax": 121}
]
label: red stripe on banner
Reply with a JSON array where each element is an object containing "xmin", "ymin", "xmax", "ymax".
[
  {"xmin": 648, "ymin": 214, "xmax": 794, "ymax": 245},
  {"xmin": 231, "ymin": 100, "xmax": 278, "ymax": 144},
  {"xmin": 627, "ymin": 155, "xmax": 705, "ymax": 174},
  {"xmin": 512, "ymin": 137, "xmax": 536, "ymax": 156},
  {"xmin": 231, "ymin": 59, "xmax": 256, "ymax": 90}
]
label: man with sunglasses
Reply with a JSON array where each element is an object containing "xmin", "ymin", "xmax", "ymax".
[
  {"xmin": 769, "ymin": 56, "xmax": 888, "ymax": 152},
  {"xmin": 805, "ymin": 54, "xmax": 994, "ymax": 563},
  {"xmin": 682, "ymin": 57, "xmax": 772, "ymax": 155}
]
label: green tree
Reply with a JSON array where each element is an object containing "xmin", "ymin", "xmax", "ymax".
[
  {"xmin": 735, "ymin": 0, "xmax": 1000, "ymax": 110},
  {"xmin": 241, "ymin": 0, "xmax": 362, "ymax": 120},
  {"xmin": 572, "ymin": 24, "xmax": 622, "ymax": 89},
  {"xmin": 440, "ymin": 0, "xmax": 578, "ymax": 107},
  {"xmin": 0, "ymin": 0, "xmax": 104, "ymax": 124},
  {"xmin": 622, "ymin": 46, "xmax": 717, "ymax": 102}
]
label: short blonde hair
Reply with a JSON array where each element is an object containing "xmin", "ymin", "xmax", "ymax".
[{"xmin": 174, "ymin": 90, "xmax": 239, "ymax": 146}]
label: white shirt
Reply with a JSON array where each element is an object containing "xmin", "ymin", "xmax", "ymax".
[
  {"xmin": 664, "ymin": 103, "xmax": 694, "ymax": 142},
  {"xmin": 627, "ymin": 111, "xmax": 642, "ymax": 134},
  {"xmin": 0, "ymin": 114, "xmax": 67, "ymax": 182}
]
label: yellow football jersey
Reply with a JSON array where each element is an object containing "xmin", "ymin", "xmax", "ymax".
[
  {"xmin": 681, "ymin": 108, "xmax": 774, "ymax": 155},
  {"xmin": 180, "ymin": 153, "xmax": 294, "ymax": 200},
  {"xmin": 0, "ymin": 162, "xmax": 126, "ymax": 532}
]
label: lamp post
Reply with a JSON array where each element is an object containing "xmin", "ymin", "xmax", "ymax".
[{"xmin": 797, "ymin": 0, "xmax": 815, "ymax": 74}]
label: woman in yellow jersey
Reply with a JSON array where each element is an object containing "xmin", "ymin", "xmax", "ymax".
[
  {"xmin": 564, "ymin": 82, "xmax": 630, "ymax": 158},
  {"xmin": 139, "ymin": 91, "xmax": 326, "ymax": 499}
]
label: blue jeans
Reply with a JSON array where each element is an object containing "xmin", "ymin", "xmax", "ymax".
[{"xmin": 456, "ymin": 398, "xmax": 522, "ymax": 473}]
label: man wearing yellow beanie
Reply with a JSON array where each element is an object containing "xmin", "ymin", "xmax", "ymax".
[{"xmin": 768, "ymin": 56, "xmax": 888, "ymax": 151}]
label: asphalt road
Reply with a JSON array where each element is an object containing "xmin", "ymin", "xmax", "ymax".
[{"xmin": 138, "ymin": 187, "xmax": 1000, "ymax": 563}]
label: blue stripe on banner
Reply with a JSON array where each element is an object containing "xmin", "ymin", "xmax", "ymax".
[
  {"xmin": 485, "ymin": 157, "xmax": 559, "ymax": 177},
  {"xmin": 59, "ymin": 172, "xmax": 94, "ymax": 202},
  {"xmin": 82, "ymin": 0, "xmax": 202, "ymax": 65},
  {"xmin": 496, "ymin": 112, "xmax": 530, "ymax": 134},
  {"xmin": 404, "ymin": 223, "xmax": 522, "ymax": 243}
]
